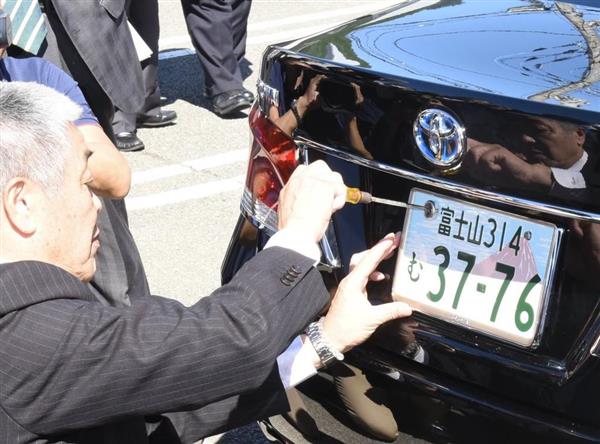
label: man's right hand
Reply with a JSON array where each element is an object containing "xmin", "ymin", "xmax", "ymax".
[
  {"xmin": 277, "ymin": 160, "xmax": 347, "ymax": 244},
  {"xmin": 465, "ymin": 139, "xmax": 552, "ymax": 191}
]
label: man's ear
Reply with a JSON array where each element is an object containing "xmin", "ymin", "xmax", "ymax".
[
  {"xmin": 2, "ymin": 178, "xmax": 40, "ymax": 236},
  {"xmin": 576, "ymin": 127, "xmax": 586, "ymax": 147}
]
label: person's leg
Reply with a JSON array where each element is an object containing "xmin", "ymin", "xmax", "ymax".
[
  {"xmin": 332, "ymin": 362, "xmax": 399, "ymax": 442},
  {"xmin": 112, "ymin": 110, "xmax": 145, "ymax": 151},
  {"xmin": 180, "ymin": 0, "xmax": 252, "ymax": 115},
  {"xmin": 112, "ymin": 108, "xmax": 138, "ymax": 135},
  {"xmin": 231, "ymin": 0, "xmax": 254, "ymax": 96},
  {"xmin": 112, "ymin": 0, "xmax": 174, "ymax": 151},
  {"xmin": 127, "ymin": 0, "xmax": 164, "ymax": 117},
  {"xmin": 136, "ymin": 57, "xmax": 177, "ymax": 127},
  {"xmin": 180, "ymin": 0, "xmax": 241, "ymax": 96},
  {"xmin": 231, "ymin": 0, "xmax": 251, "ymax": 64}
]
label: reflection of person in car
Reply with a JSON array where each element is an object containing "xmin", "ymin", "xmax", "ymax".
[
  {"xmin": 567, "ymin": 220, "xmax": 600, "ymax": 291},
  {"xmin": 269, "ymin": 71, "xmax": 323, "ymax": 136},
  {"xmin": 340, "ymin": 82, "xmax": 375, "ymax": 160},
  {"xmin": 465, "ymin": 117, "xmax": 598, "ymax": 204}
]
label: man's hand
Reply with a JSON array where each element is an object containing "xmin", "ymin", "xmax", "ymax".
[
  {"xmin": 465, "ymin": 140, "xmax": 551, "ymax": 190},
  {"xmin": 296, "ymin": 74, "xmax": 324, "ymax": 116},
  {"xmin": 277, "ymin": 160, "xmax": 347, "ymax": 244},
  {"xmin": 321, "ymin": 233, "xmax": 413, "ymax": 354}
]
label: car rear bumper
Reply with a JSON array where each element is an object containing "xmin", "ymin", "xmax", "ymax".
[{"xmin": 221, "ymin": 214, "xmax": 600, "ymax": 444}]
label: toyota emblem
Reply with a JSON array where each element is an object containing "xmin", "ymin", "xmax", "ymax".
[{"xmin": 413, "ymin": 108, "xmax": 466, "ymax": 168}]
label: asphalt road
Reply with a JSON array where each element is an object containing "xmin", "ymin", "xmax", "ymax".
[{"xmin": 124, "ymin": 1, "xmax": 426, "ymax": 443}]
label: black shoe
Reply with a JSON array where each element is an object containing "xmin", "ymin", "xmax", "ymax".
[
  {"xmin": 115, "ymin": 132, "xmax": 145, "ymax": 152},
  {"xmin": 137, "ymin": 109, "xmax": 177, "ymax": 128},
  {"xmin": 212, "ymin": 89, "xmax": 253, "ymax": 116},
  {"xmin": 241, "ymin": 88, "xmax": 255, "ymax": 102}
]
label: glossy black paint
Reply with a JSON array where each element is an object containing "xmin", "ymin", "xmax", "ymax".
[
  {"xmin": 286, "ymin": 0, "xmax": 600, "ymax": 117},
  {"xmin": 223, "ymin": 1, "xmax": 600, "ymax": 442}
]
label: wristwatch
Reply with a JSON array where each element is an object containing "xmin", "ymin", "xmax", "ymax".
[
  {"xmin": 290, "ymin": 99, "xmax": 302, "ymax": 126},
  {"xmin": 305, "ymin": 319, "xmax": 344, "ymax": 368}
]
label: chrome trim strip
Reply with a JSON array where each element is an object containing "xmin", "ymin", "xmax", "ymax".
[
  {"xmin": 319, "ymin": 224, "xmax": 342, "ymax": 271},
  {"xmin": 592, "ymin": 333, "xmax": 600, "ymax": 358},
  {"xmin": 295, "ymin": 135, "xmax": 600, "ymax": 223},
  {"xmin": 534, "ymin": 228, "xmax": 563, "ymax": 349},
  {"xmin": 256, "ymin": 79, "xmax": 279, "ymax": 113}
]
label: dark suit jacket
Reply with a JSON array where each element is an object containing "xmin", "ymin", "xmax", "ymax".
[
  {"xmin": 0, "ymin": 247, "xmax": 329, "ymax": 443},
  {"xmin": 47, "ymin": 0, "xmax": 144, "ymax": 114}
]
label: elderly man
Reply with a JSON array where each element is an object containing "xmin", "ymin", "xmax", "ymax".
[
  {"xmin": 465, "ymin": 116, "xmax": 599, "ymax": 204},
  {"xmin": 0, "ymin": 81, "xmax": 411, "ymax": 443}
]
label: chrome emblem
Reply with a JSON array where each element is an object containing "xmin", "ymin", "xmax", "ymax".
[{"xmin": 413, "ymin": 108, "xmax": 466, "ymax": 168}]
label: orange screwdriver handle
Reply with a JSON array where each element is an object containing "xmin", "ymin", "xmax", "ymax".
[{"xmin": 346, "ymin": 187, "xmax": 372, "ymax": 205}]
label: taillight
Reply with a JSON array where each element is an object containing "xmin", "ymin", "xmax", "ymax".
[{"xmin": 241, "ymin": 103, "xmax": 299, "ymax": 233}]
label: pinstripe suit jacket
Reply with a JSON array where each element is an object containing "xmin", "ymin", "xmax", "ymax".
[
  {"xmin": 46, "ymin": 0, "xmax": 145, "ymax": 113},
  {"xmin": 0, "ymin": 247, "xmax": 329, "ymax": 444}
]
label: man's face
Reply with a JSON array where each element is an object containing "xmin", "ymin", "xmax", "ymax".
[
  {"xmin": 40, "ymin": 125, "xmax": 102, "ymax": 282},
  {"xmin": 509, "ymin": 117, "xmax": 585, "ymax": 168}
]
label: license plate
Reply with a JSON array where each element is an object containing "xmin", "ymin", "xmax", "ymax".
[{"xmin": 392, "ymin": 189, "xmax": 558, "ymax": 347}]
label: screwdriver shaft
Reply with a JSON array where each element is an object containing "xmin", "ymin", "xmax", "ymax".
[{"xmin": 346, "ymin": 187, "xmax": 428, "ymax": 210}]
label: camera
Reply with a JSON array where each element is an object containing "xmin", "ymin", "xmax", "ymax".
[{"xmin": 0, "ymin": 8, "xmax": 13, "ymax": 50}]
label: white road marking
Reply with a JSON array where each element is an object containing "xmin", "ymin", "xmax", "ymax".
[
  {"xmin": 132, "ymin": 149, "xmax": 248, "ymax": 185},
  {"xmin": 159, "ymin": 48, "xmax": 195, "ymax": 60},
  {"xmin": 158, "ymin": 23, "xmax": 351, "ymax": 60},
  {"xmin": 137, "ymin": 1, "xmax": 402, "ymax": 211},
  {"xmin": 246, "ymin": 25, "xmax": 342, "ymax": 46},
  {"xmin": 127, "ymin": 175, "xmax": 246, "ymax": 211},
  {"xmin": 158, "ymin": 24, "xmax": 335, "ymax": 53},
  {"xmin": 158, "ymin": 0, "xmax": 399, "ymax": 56},
  {"xmin": 247, "ymin": 2, "xmax": 397, "ymax": 32}
]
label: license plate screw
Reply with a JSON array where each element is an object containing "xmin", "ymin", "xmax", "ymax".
[
  {"xmin": 424, "ymin": 200, "xmax": 437, "ymax": 218},
  {"xmin": 524, "ymin": 231, "xmax": 532, "ymax": 240}
]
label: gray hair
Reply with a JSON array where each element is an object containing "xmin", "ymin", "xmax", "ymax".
[{"xmin": 0, "ymin": 81, "xmax": 82, "ymax": 195}]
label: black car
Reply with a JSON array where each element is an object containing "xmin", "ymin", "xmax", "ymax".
[{"xmin": 222, "ymin": 1, "xmax": 600, "ymax": 442}]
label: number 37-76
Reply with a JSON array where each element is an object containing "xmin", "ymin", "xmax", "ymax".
[{"xmin": 426, "ymin": 245, "xmax": 541, "ymax": 333}]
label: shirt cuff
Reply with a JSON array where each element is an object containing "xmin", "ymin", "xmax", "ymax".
[
  {"xmin": 277, "ymin": 336, "xmax": 318, "ymax": 390},
  {"xmin": 264, "ymin": 228, "xmax": 321, "ymax": 264},
  {"xmin": 75, "ymin": 119, "xmax": 100, "ymax": 127},
  {"xmin": 551, "ymin": 167, "xmax": 586, "ymax": 189}
]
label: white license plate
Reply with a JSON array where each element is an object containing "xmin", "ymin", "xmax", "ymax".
[{"xmin": 392, "ymin": 189, "xmax": 558, "ymax": 347}]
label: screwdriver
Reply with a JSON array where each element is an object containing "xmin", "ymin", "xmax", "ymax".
[{"xmin": 346, "ymin": 187, "xmax": 436, "ymax": 216}]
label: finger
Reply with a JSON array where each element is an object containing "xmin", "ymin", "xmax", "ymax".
[
  {"xmin": 369, "ymin": 271, "xmax": 386, "ymax": 281},
  {"xmin": 306, "ymin": 159, "xmax": 331, "ymax": 175},
  {"xmin": 382, "ymin": 234, "xmax": 401, "ymax": 260},
  {"xmin": 467, "ymin": 137, "xmax": 485, "ymax": 149},
  {"xmin": 349, "ymin": 250, "xmax": 368, "ymax": 272},
  {"xmin": 332, "ymin": 180, "xmax": 348, "ymax": 211},
  {"xmin": 346, "ymin": 233, "xmax": 398, "ymax": 286},
  {"xmin": 371, "ymin": 301, "xmax": 413, "ymax": 324},
  {"xmin": 349, "ymin": 232, "xmax": 398, "ymax": 272},
  {"xmin": 349, "ymin": 233, "xmax": 396, "ymax": 271},
  {"xmin": 466, "ymin": 140, "xmax": 495, "ymax": 163}
]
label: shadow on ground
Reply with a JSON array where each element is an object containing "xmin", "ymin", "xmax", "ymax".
[{"xmin": 157, "ymin": 49, "xmax": 253, "ymax": 120}]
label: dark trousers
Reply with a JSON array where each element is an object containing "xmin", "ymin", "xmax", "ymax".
[
  {"xmin": 180, "ymin": 0, "xmax": 251, "ymax": 97},
  {"xmin": 113, "ymin": 0, "xmax": 162, "ymax": 134}
]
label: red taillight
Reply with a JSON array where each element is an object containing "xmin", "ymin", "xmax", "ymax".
[{"xmin": 242, "ymin": 104, "xmax": 299, "ymax": 232}]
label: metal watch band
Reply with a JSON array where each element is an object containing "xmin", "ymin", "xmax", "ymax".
[
  {"xmin": 305, "ymin": 320, "xmax": 344, "ymax": 368},
  {"xmin": 290, "ymin": 99, "xmax": 302, "ymax": 126}
]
